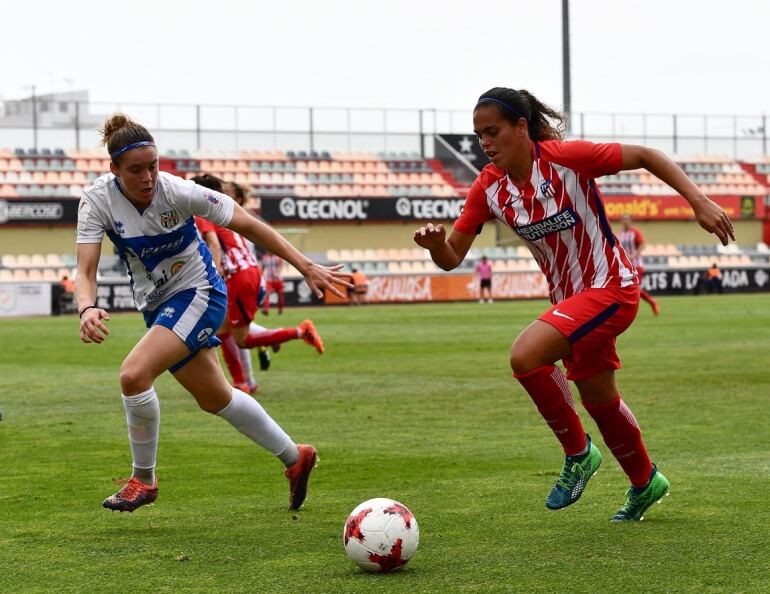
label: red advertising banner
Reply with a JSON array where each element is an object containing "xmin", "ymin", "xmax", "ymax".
[
  {"xmin": 601, "ymin": 195, "xmax": 763, "ymax": 220},
  {"xmin": 325, "ymin": 272, "xmax": 549, "ymax": 304}
]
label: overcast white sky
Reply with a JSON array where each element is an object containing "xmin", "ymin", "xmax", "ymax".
[{"xmin": 2, "ymin": 0, "xmax": 769, "ymax": 116}]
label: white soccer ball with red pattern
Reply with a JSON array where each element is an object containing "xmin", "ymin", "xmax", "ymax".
[{"xmin": 343, "ymin": 497, "xmax": 420, "ymax": 572}]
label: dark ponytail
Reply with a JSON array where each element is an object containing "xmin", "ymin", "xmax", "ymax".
[{"xmin": 475, "ymin": 87, "xmax": 566, "ymax": 141}]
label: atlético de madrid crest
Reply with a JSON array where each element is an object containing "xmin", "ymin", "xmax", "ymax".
[{"xmin": 160, "ymin": 210, "xmax": 179, "ymax": 229}]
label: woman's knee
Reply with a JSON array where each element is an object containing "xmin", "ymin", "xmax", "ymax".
[
  {"xmin": 509, "ymin": 343, "xmax": 541, "ymax": 376},
  {"xmin": 119, "ymin": 360, "xmax": 156, "ymax": 395}
]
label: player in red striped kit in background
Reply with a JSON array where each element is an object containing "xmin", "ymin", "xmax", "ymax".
[
  {"xmin": 192, "ymin": 175, "xmax": 325, "ymax": 395},
  {"xmin": 261, "ymin": 251, "xmax": 286, "ymax": 315},
  {"xmin": 414, "ymin": 87, "xmax": 735, "ymax": 521},
  {"xmin": 618, "ymin": 214, "xmax": 659, "ymax": 315}
]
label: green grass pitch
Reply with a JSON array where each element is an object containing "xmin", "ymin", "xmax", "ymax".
[{"xmin": 1, "ymin": 294, "xmax": 769, "ymax": 593}]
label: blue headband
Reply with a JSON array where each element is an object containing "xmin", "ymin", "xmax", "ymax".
[
  {"xmin": 110, "ymin": 140, "xmax": 155, "ymax": 159},
  {"xmin": 476, "ymin": 97, "xmax": 527, "ymax": 122}
]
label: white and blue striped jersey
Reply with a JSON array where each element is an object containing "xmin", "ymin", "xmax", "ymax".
[{"xmin": 77, "ymin": 171, "xmax": 235, "ymax": 311}]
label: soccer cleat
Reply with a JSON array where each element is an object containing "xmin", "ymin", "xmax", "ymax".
[
  {"xmin": 299, "ymin": 319, "xmax": 324, "ymax": 354},
  {"xmin": 611, "ymin": 465, "xmax": 669, "ymax": 522},
  {"xmin": 233, "ymin": 382, "xmax": 258, "ymax": 395},
  {"xmin": 258, "ymin": 347, "xmax": 271, "ymax": 371},
  {"xmin": 285, "ymin": 444, "xmax": 318, "ymax": 510},
  {"xmin": 102, "ymin": 477, "xmax": 158, "ymax": 512},
  {"xmin": 545, "ymin": 435, "xmax": 602, "ymax": 510}
]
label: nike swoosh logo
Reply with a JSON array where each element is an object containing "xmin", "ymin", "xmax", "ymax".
[{"xmin": 552, "ymin": 309, "xmax": 575, "ymax": 321}]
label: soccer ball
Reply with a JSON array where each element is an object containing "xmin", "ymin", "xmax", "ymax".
[{"xmin": 343, "ymin": 497, "xmax": 420, "ymax": 573}]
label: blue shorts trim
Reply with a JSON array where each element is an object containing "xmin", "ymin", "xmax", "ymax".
[
  {"xmin": 567, "ymin": 303, "xmax": 620, "ymax": 344},
  {"xmin": 143, "ymin": 277, "xmax": 227, "ymax": 372}
]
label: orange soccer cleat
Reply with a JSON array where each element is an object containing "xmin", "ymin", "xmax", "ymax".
[
  {"xmin": 298, "ymin": 319, "xmax": 324, "ymax": 354},
  {"xmin": 284, "ymin": 444, "xmax": 318, "ymax": 510},
  {"xmin": 102, "ymin": 477, "xmax": 158, "ymax": 512}
]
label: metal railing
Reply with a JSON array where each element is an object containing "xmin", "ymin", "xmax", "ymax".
[{"xmin": 0, "ymin": 100, "xmax": 767, "ymax": 159}]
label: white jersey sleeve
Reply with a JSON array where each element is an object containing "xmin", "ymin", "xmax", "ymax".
[
  {"xmin": 165, "ymin": 175, "xmax": 235, "ymax": 227},
  {"xmin": 76, "ymin": 191, "xmax": 108, "ymax": 244}
]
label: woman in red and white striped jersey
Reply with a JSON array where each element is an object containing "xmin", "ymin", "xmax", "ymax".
[{"xmin": 414, "ymin": 87, "xmax": 734, "ymax": 521}]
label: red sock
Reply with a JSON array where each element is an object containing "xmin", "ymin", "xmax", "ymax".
[
  {"xmin": 515, "ymin": 365, "xmax": 586, "ymax": 456},
  {"xmin": 243, "ymin": 327, "xmax": 298, "ymax": 348},
  {"xmin": 219, "ymin": 332, "xmax": 247, "ymax": 385},
  {"xmin": 582, "ymin": 397, "xmax": 653, "ymax": 487},
  {"xmin": 277, "ymin": 292, "xmax": 285, "ymax": 314},
  {"xmin": 640, "ymin": 290, "xmax": 659, "ymax": 314}
]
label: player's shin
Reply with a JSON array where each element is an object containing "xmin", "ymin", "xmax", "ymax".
[
  {"xmin": 216, "ymin": 387, "xmax": 299, "ymax": 467},
  {"xmin": 243, "ymin": 326, "xmax": 299, "ymax": 349},
  {"xmin": 219, "ymin": 332, "xmax": 248, "ymax": 386},
  {"xmin": 515, "ymin": 365, "xmax": 587, "ymax": 456},
  {"xmin": 582, "ymin": 397, "xmax": 653, "ymax": 488},
  {"xmin": 122, "ymin": 387, "xmax": 160, "ymax": 485}
]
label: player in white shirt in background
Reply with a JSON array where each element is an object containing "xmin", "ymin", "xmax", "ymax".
[{"xmin": 75, "ymin": 114, "xmax": 350, "ymax": 513}]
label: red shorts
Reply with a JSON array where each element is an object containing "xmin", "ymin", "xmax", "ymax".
[
  {"xmin": 539, "ymin": 285, "xmax": 640, "ymax": 381},
  {"xmin": 226, "ymin": 267, "xmax": 263, "ymax": 328},
  {"xmin": 266, "ymin": 279, "xmax": 284, "ymax": 293}
]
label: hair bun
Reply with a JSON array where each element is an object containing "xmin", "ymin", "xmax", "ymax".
[{"xmin": 100, "ymin": 113, "xmax": 133, "ymax": 146}]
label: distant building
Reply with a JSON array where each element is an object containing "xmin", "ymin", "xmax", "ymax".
[{"xmin": 1, "ymin": 90, "xmax": 104, "ymax": 128}]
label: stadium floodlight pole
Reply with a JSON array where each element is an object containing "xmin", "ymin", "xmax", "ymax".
[{"xmin": 562, "ymin": 0, "xmax": 572, "ymax": 136}]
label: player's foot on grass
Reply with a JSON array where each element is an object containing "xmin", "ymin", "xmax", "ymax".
[
  {"xmin": 611, "ymin": 465, "xmax": 669, "ymax": 522},
  {"xmin": 285, "ymin": 444, "xmax": 317, "ymax": 510},
  {"xmin": 299, "ymin": 319, "xmax": 324, "ymax": 354},
  {"xmin": 258, "ymin": 347, "xmax": 271, "ymax": 371},
  {"xmin": 651, "ymin": 301, "xmax": 660, "ymax": 316},
  {"xmin": 545, "ymin": 435, "xmax": 602, "ymax": 510},
  {"xmin": 103, "ymin": 477, "xmax": 158, "ymax": 512}
]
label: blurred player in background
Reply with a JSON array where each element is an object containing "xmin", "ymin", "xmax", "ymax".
[
  {"xmin": 348, "ymin": 267, "xmax": 368, "ymax": 305},
  {"xmin": 261, "ymin": 250, "xmax": 286, "ymax": 315},
  {"xmin": 192, "ymin": 175, "xmax": 326, "ymax": 394},
  {"xmin": 76, "ymin": 114, "xmax": 348, "ymax": 513},
  {"xmin": 619, "ymin": 214, "xmax": 659, "ymax": 315},
  {"xmin": 414, "ymin": 87, "xmax": 734, "ymax": 522},
  {"xmin": 474, "ymin": 255, "xmax": 493, "ymax": 304}
]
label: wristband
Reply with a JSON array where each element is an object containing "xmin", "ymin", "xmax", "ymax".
[{"xmin": 79, "ymin": 305, "xmax": 97, "ymax": 318}]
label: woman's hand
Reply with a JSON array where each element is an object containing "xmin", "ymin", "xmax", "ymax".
[
  {"xmin": 692, "ymin": 197, "xmax": 736, "ymax": 246},
  {"xmin": 301, "ymin": 262, "xmax": 353, "ymax": 299},
  {"xmin": 413, "ymin": 223, "xmax": 446, "ymax": 251},
  {"xmin": 79, "ymin": 308, "xmax": 111, "ymax": 343}
]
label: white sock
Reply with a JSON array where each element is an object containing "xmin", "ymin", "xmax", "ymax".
[
  {"xmin": 239, "ymin": 348, "xmax": 256, "ymax": 387},
  {"xmin": 249, "ymin": 322, "xmax": 266, "ymax": 333},
  {"xmin": 217, "ymin": 388, "xmax": 298, "ymax": 466},
  {"xmin": 122, "ymin": 387, "xmax": 160, "ymax": 483}
]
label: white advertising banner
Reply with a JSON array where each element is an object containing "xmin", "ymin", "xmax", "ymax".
[{"xmin": 0, "ymin": 283, "xmax": 52, "ymax": 317}]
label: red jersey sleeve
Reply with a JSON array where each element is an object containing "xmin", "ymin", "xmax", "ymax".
[
  {"xmin": 452, "ymin": 174, "xmax": 495, "ymax": 235},
  {"xmin": 539, "ymin": 140, "xmax": 623, "ymax": 179},
  {"xmin": 195, "ymin": 215, "xmax": 216, "ymax": 234},
  {"xmin": 633, "ymin": 227, "xmax": 644, "ymax": 246}
]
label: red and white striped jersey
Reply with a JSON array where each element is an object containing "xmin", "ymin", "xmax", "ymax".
[
  {"xmin": 618, "ymin": 227, "xmax": 644, "ymax": 268},
  {"xmin": 261, "ymin": 252, "xmax": 284, "ymax": 282},
  {"xmin": 195, "ymin": 216, "xmax": 259, "ymax": 281},
  {"xmin": 453, "ymin": 140, "xmax": 637, "ymax": 304}
]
